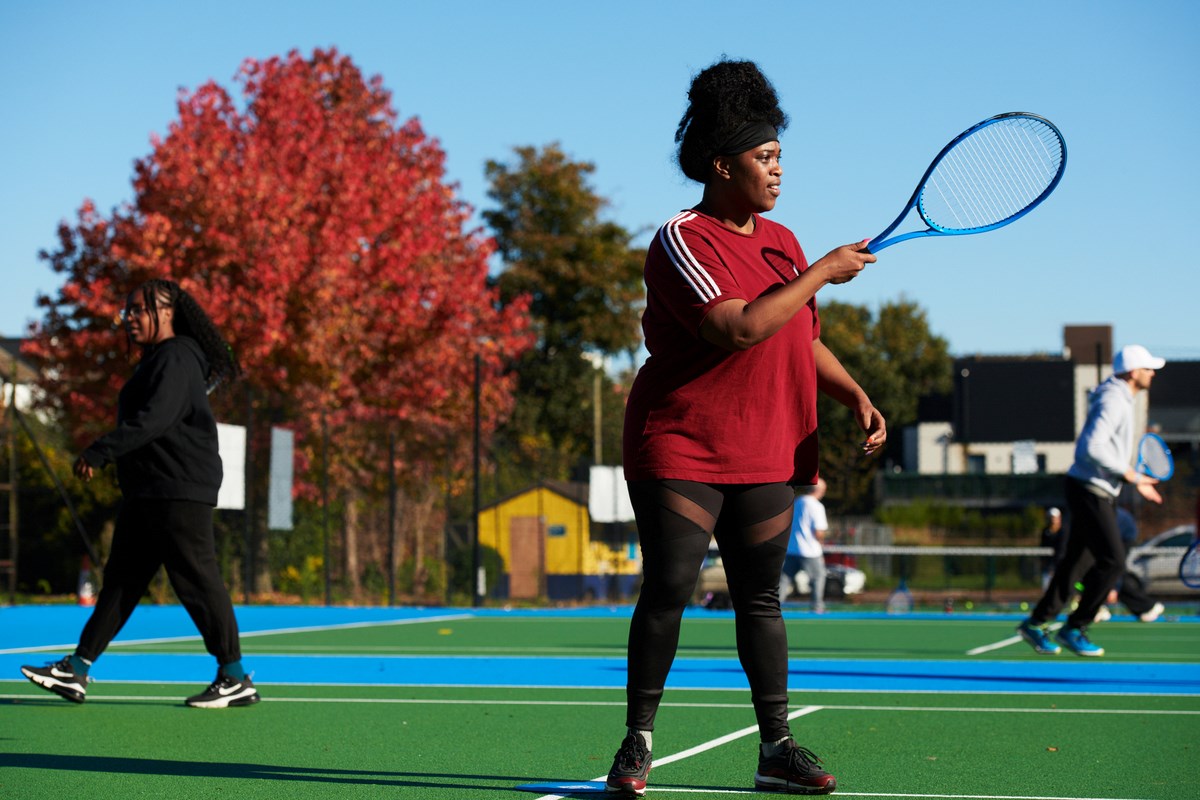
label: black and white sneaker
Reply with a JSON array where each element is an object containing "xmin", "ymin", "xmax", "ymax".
[
  {"xmin": 21, "ymin": 657, "xmax": 90, "ymax": 703},
  {"xmin": 185, "ymin": 672, "xmax": 260, "ymax": 708}
]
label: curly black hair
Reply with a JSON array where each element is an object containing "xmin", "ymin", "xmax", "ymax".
[
  {"xmin": 675, "ymin": 59, "xmax": 789, "ymax": 184},
  {"xmin": 129, "ymin": 278, "xmax": 242, "ymax": 391}
]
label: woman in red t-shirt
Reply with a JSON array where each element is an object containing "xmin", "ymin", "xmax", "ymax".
[{"xmin": 606, "ymin": 59, "xmax": 886, "ymax": 797}]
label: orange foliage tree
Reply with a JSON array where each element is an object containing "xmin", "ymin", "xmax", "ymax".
[{"xmin": 26, "ymin": 48, "xmax": 532, "ymax": 598}]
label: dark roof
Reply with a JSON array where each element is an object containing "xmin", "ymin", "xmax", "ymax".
[
  {"xmin": 916, "ymin": 393, "xmax": 952, "ymax": 422},
  {"xmin": 953, "ymin": 357, "xmax": 1076, "ymax": 443},
  {"xmin": 1150, "ymin": 360, "xmax": 1200, "ymax": 437},
  {"xmin": 0, "ymin": 338, "xmax": 39, "ymax": 384},
  {"xmin": 1062, "ymin": 325, "xmax": 1112, "ymax": 366},
  {"xmin": 1152, "ymin": 360, "xmax": 1200, "ymax": 408},
  {"xmin": 481, "ymin": 480, "xmax": 589, "ymax": 511},
  {"xmin": 917, "ymin": 357, "xmax": 1199, "ymax": 441}
]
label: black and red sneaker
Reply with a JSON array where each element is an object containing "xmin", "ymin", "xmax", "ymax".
[
  {"xmin": 754, "ymin": 739, "xmax": 836, "ymax": 795},
  {"xmin": 606, "ymin": 731, "xmax": 651, "ymax": 795}
]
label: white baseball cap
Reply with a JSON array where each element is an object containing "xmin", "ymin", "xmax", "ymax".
[
  {"xmin": 1047, "ymin": 507, "xmax": 1061, "ymax": 518},
  {"xmin": 1113, "ymin": 344, "xmax": 1165, "ymax": 374}
]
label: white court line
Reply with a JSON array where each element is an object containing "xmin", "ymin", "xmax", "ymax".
[
  {"xmin": 0, "ymin": 613, "xmax": 475, "ymax": 655},
  {"xmin": 4, "ymin": 695, "xmax": 1197, "ymax": 716},
  {"xmin": 2, "ymin": 690, "xmax": 1181, "ymax": 799},
  {"xmin": 5, "ymin": 678, "xmax": 1192, "ymax": 698},
  {"xmin": 967, "ymin": 622, "xmax": 1062, "ymax": 655},
  {"xmin": 530, "ymin": 705, "xmax": 1156, "ymax": 800},
  {"xmin": 534, "ymin": 706, "xmax": 823, "ymax": 800},
  {"xmin": 236, "ymin": 613, "xmax": 476, "ymax": 638},
  {"xmin": 560, "ymin": 793, "xmax": 1157, "ymax": 799}
]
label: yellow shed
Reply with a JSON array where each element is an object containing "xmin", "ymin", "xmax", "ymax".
[{"xmin": 477, "ymin": 480, "xmax": 641, "ymax": 601}]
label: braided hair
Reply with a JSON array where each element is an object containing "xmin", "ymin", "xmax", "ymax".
[
  {"xmin": 129, "ymin": 278, "xmax": 242, "ymax": 391},
  {"xmin": 675, "ymin": 59, "xmax": 789, "ymax": 184}
]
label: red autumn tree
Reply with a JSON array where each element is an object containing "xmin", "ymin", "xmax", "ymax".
[{"xmin": 26, "ymin": 48, "xmax": 532, "ymax": 598}]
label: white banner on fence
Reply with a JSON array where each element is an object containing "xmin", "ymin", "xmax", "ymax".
[
  {"xmin": 268, "ymin": 426, "xmax": 294, "ymax": 530},
  {"xmin": 216, "ymin": 423, "xmax": 246, "ymax": 510},
  {"xmin": 1012, "ymin": 439, "xmax": 1038, "ymax": 474},
  {"xmin": 588, "ymin": 465, "xmax": 635, "ymax": 523}
]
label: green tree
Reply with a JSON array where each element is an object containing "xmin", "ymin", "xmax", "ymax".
[
  {"xmin": 4, "ymin": 407, "xmax": 120, "ymax": 594},
  {"xmin": 482, "ymin": 144, "xmax": 645, "ymax": 492},
  {"xmin": 816, "ymin": 297, "xmax": 953, "ymax": 513}
]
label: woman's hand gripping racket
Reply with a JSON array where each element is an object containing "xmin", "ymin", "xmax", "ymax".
[{"xmin": 865, "ymin": 113, "xmax": 1067, "ymax": 253}]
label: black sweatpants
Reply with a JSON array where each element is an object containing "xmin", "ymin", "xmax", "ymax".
[
  {"xmin": 624, "ymin": 480, "xmax": 795, "ymax": 742},
  {"xmin": 77, "ymin": 499, "xmax": 242, "ymax": 667},
  {"xmin": 1031, "ymin": 478, "xmax": 1124, "ymax": 630},
  {"xmin": 1071, "ymin": 546, "xmax": 1158, "ymax": 616}
]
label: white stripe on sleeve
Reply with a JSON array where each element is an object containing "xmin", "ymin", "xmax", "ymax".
[{"xmin": 659, "ymin": 212, "xmax": 721, "ymax": 303}]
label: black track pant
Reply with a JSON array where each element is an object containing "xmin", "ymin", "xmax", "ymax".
[
  {"xmin": 77, "ymin": 499, "xmax": 242, "ymax": 667},
  {"xmin": 624, "ymin": 480, "xmax": 794, "ymax": 741},
  {"xmin": 1071, "ymin": 545, "xmax": 1158, "ymax": 616},
  {"xmin": 1031, "ymin": 478, "xmax": 1124, "ymax": 629}
]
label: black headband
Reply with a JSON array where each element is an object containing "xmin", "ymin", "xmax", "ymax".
[{"xmin": 715, "ymin": 120, "xmax": 779, "ymax": 156}]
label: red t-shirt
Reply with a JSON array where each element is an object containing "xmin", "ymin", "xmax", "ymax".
[{"xmin": 623, "ymin": 209, "xmax": 820, "ymax": 484}]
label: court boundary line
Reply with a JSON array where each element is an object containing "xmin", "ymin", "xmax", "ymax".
[
  {"xmin": 5, "ymin": 693, "xmax": 1196, "ymax": 716},
  {"xmin": 967, "ymin": 622, "xmax": 1063, "ymax": 656},
  {"xmin": 0, "ymin": 612, "xmax": 476, "ymax": 656},
  {"xmin": 3, "ymin": 678, "xmax": 1195, "ymax": 698},
  {"xmin": 530, "ymin": 792, "xmax": 1155, "ymax": 799},
  {"xmin": 532, "ymin": 706, "xmax": 823, "ymax": 800},
  {"xmin": 527, "ymin": 703, "xmax": 1162, "ymax": 800}
]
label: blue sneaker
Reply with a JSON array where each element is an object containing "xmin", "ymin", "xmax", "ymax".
[
  {"xmin": 1017, "ymin": 620, "xmax": 1061, "ymax": 655},
  {"xmin": 1055, "ymin": 626, "xmax": 1104, "ymax": 657}
]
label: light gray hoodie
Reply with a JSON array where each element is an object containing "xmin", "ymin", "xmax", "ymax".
[{"xmin": 1066, "ymin": 375, "xmax": 1134, "ymax": 498}]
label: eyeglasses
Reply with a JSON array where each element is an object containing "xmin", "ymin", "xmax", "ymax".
[
  {"xmin": 120, "ymin": 303, "xmax": 173, "ymax": 322},
  {"xmin": 120, "ymin": 305, "xmax": 149, "ymax": 322}
]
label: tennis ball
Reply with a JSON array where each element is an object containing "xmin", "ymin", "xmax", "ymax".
[
  {"xmin": 438, "ymin": 628, "xmax": 453, "ymax": 635},
  {"xmin": 1020, "ymin": 602, "xmax": 1029, "ymax": 611},
  {"xmin": 964, "ymin": 601, "xmax": 974, "ymax": 610}
]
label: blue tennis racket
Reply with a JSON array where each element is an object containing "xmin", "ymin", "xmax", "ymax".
[
  {"xmin": 866, "ymin": 112, "xmax": 1067, "ymax": 253},
  {"xmin": 1136, "ymin": 432, "xmax": 1174, "ymax": 480},
  {"xmin": 1180, "ymin": 538, "xmax": 1200, "ymax": 589}
]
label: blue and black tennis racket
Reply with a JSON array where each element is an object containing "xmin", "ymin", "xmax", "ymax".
[{"xmin": 865, "ymin": 112, "xmax": 1067, "ymax": 253}]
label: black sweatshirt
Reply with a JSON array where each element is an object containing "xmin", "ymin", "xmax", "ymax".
[{"xmin": 82, "ymin": 336, "xmax": 223, "ymax": 505}]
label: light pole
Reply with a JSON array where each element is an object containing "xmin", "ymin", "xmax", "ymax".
[
  {"xmin": 471, "ymin": 350, "xmax": 483, "ymax": 607},
  {"xmin": 582, "ymin": 352, "xmax": 605, "ymax": 466},
  {"xmin": 321, "ymin": 409, "xmax": 331, "ymax": 606}
]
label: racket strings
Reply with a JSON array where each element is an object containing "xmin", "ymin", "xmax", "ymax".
[
  {"xmin": 1140, "ymin": 438, "xmax": 1173, "ymax": 478},
  {"xmin": 1181, "ymin": 544, "xmax": 1200, "ymax": 587},
  {"xmin": 921, "ymin": 118, "xmax": 1064, "ymax": 231}
]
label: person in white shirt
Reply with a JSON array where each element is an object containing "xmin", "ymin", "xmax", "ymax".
[
  {"xmin": 781, "ymin": 478, "xmax": 829, "ymax": 613},
  {"xmin": 1018, "ymin": 345, "xmax": 1165, "ymax": 657}
]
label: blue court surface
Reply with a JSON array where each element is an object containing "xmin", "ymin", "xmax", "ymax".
[{"xmin": 4, "ymin": 604, "xmax": 1198, "ymax": 696}]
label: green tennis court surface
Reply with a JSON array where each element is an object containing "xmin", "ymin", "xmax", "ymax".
[{"xmin": 3, "ymin": 604, "xmax": 1198, "ymax": 799}]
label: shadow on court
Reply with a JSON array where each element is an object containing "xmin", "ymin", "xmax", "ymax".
[{"xmin": 0, "ymin": 753, "xmax": 559, "ymax": 792}]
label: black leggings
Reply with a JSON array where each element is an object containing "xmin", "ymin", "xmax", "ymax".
[
  {"xmin": 77, "ymin": 499, "xmax": 243, "ymax": 666},
  {"xmin": 625, "ymin": 480, "xmax": 795, "ymax": 741}
]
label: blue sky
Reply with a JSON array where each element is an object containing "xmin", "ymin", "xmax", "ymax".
[{"xmin": 3, "ymin": 0, "xmax": 1198, "ymax": 361}]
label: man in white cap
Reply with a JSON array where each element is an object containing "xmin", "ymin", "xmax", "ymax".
[{"xmin": 1018, "ymin": 344, "xmax": 1165, "ymax": 656}]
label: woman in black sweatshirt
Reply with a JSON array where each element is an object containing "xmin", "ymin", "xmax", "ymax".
[{"xmin": 21, "ymin": 279, "xmax": 260, "ymax": 708}]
